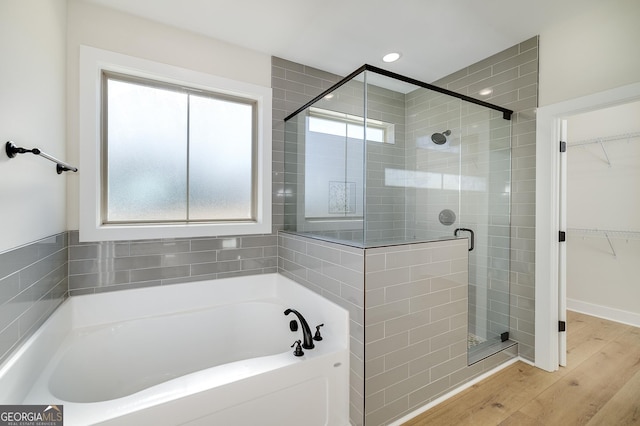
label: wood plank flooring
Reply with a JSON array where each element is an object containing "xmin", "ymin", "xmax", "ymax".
[{"xmin": 402, "ymin": 311, "xmax": 640, "ymax": 425}]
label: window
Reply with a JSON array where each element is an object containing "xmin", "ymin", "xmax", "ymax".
[
  {"xmin": 79, "ymin": 46, "xmax": 272, "ymax": 241},
  {"xmin": 303, "ymin": 108, "xmax": 394, "ymax": 220},
  {"xmin": 103, "ymin": 73, "xmax": 256, "ymax": 223},
  {"xmin": 308, "ymin": 107, "xmax": 394, "ymax": 144}
]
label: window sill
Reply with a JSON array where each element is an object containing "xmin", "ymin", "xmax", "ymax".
[{"xmin": 79, "ymin": 220, "xmax": 272, "ymax": 242}]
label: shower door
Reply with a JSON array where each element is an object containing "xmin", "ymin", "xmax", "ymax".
[
  {"xmin": 403, "ymin": 87, "xmax": 512, "ymax": 363},
  {"xmin": 460, "ymin": 108, "xmax": 512, "ymax": 362}
]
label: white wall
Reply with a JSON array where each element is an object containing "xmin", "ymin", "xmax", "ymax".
[
  {"xmin": 566, "ymin": 101, "xmax": 640, "ymax": 322},
  {"xmin": 0, "ymin": 1, "xmax": 67, "ymax": 253},
  {"xmin": 538, "ymin": 0, "xmax": 640, "ymax": 106},
  {"xmin": 65, "ymin": 0, "xmax": 272, "ymax": 230}
]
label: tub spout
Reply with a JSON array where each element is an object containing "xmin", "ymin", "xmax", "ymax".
[{"xmin": 284, "ymin": 308, "xmax": 314, "ymax": 349}]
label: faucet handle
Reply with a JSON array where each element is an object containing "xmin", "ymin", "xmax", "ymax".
[
  {"xmin": 313, "ymin": 324, "xmax": 324, "ymax": 341},
  {"xmin": 291, "ymin": 340, "xmax": 304, "ymax": 357}
]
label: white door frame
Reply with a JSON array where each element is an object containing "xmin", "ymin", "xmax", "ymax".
[
  {"xmin": 534, "ymin": 82, "xmax": 640, "ymax": 372},
  {"xmin": 558, "ymin": 119, "xmax": 567, "ymax": 368}
]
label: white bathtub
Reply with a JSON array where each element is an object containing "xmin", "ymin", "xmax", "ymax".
[{"xmin": 0, "ymin": 273, "xmax": 350, "ymax": 426}]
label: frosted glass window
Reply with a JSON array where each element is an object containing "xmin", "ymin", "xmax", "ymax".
[
  {"xmin": 103, "ymin": 73, "xmax": 256, "ymax": 224},
  {"xmin": 189, "ymin": 95, "xmax": 254, "ymax": 220},
  {"xmin": 107, "ymin": 79, "xmax": 188, "ymax": 221}
]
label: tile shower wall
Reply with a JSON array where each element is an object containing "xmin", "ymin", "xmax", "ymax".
[
  {"xmin": 284, "ymin": 79, "xmax": 368, "ymax": 241},
  {"xmin": 432, "ymin": 37, "xmax": 538, "ymax": 360},
  {"xmin": 67, "ymin": 231, "xmax": 277, "ymax": 295},
  {"xmin": 364, "ymin": 239, "xmax": 516, "ymax": 425},
  {"xmin": 273, "ymin": 57, "xmax": 343, "ymax": 235},
  {"xmin": 365, "ymin": 83, "xmax": 407, "ymax": 243},
  {"xmin": 0, "ymin": 233, "xmax": 68, "ymax": 365},
  {"xmin": 364, "ymin": 239, "xmax": 469, "ymax": 425},
  {"xmin": 277, "ymin": 36, "xmax": 538, "ymax": 361},
  {"xmin": 279, "ymin": 63, "xmax": 408, "ymax": 244},
  {"xmin": 404, "ymin": 88, "xmax": 513, "ymax": 345}
]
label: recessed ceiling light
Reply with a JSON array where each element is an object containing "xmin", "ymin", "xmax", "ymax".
[
  {"xmin": 324, "ymin": 93, "xmax": 334, "ymax": 100},
  {"xmin": 479, "ymin": 88, "xmax": 493, "ymax": 96},
  {"xmin": 382, "ymin": 52, "xmax": 401, "ymax": 63}
]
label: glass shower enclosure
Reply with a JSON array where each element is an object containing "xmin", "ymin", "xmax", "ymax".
[{"xmin": 284, "ymin": 66, "xmax": 514, "ymax": 424}]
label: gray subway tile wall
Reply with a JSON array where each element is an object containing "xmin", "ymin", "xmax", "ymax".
[
  {"xmin": 0, "ymin": 233, "xmax": 68, "ymax": 365},
  {"xmin": 272, "ymin": 56, "xmax": 343, "ymax": 238},
  {"xmin": 279, "ymin": 232, "xmax": 518, "ymax": 426},
  {"xmin": 364, "ymin": 82, "xmax": 408, "ymax": 242},
  {"xmin": 280, "ymin": 63, "xmax": 411, "ymax": 245},
  {"xmin": 278, "ymin": 231, "xmax": 365, "ymax": 425},
  {"xmin": 364, "ymin": 239, "xmax": 469, "ymax": 425},
  {"xmin": 67, "ymin": 231, "xmax": 277, "ymax": 295}
]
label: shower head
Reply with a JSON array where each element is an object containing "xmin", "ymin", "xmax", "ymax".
[{"xmin": 431, "ymin": 130, "xmax": 451, "ymax": 145}]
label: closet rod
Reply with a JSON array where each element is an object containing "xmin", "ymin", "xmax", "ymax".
[
  {"xmin": 5, "ymin": 141, "xmax": 78, "ymax": 174},
  {"xmin": 567, "ymin": 131, "xmax": 640, "ymax": 148}
]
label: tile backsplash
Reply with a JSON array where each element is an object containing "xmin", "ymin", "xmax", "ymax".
[
  {"xmin": 67, "ymin": 231, "xmax": 277, "ymax": 295},
  {"xmin": 0, "ymin": 233, "xmax": 68, "ymax": 365}
]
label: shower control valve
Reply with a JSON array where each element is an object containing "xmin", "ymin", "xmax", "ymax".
[
  {"xmin": 291, "ymin": 340, "xmax": 304, "ymax": 357},
  {"xmin": 313, "ymin": 324, "xmax": 324, "ymax": 341}
]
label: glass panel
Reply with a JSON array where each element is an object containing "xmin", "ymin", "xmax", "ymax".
[
  {"xmin": 305, "ymin": 126, "xmax": 358, "ymax": 218},
  {"xmin": 106, "ymin": 78, "xmax": 187, "ymax": 222},
  {"xmin": 365, "ymin": 70, "xmax": 424, "ymax": 245},
  {"xmin": 461, "ymin": 107, "xmax": 512, "ymax": 362},
  {"xmin": 284, "ymin": 115, "xmax": 304, "ymax": 231},
  {"xmin": 189, "ymin": 95, "xmax": 254, "ymax": 220},
  {"xmin": 404, "ymin": 86, "xmax": 462, "ymax": 243},
  {"xmin": 284, "ymin": 74, "xmax": 366, "ymax": 245}
]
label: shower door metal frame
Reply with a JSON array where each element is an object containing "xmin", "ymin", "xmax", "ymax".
[{"xmin": 285, "ymin": 64, "xmax": 513, "ymax": 123}]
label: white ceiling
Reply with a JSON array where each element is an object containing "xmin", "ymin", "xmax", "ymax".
[{"xmin": 84, "ymin": 0, "xmax": 600, "ymax": 84}]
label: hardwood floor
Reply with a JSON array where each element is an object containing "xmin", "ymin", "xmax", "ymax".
[{"xmin": 402, "ymin": 311, "xmax": 640, "ymax": 425}]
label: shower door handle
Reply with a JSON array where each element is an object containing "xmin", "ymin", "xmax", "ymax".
[{"xmin": 454, "ymin": 228, "xmax": 474, "ymax": 251}]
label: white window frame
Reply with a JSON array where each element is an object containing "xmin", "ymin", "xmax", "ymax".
[{"xmin": 79, "ymin": 46, "xmax": 272, "ymax": 242}]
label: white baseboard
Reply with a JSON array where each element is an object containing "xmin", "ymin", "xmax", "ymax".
[
  {"xmin": 387, "ymin": 357, "xmax": 523, "ymax": 426},
  {"xmin": 567, "ymin": 298, "xmax": 640, "ymax": 328}
]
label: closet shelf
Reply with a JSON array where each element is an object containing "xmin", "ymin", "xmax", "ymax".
[
  {"xmin": 566, "ymin": 131, "xmax": 640, "ymax": 167},
  {"xmin": 567, "ymin": 228, "xmax": 640, "ymax": 258},
  {"xmin": 568, "ymin": 228, "xmax": 640, "ymax": 239},
  {"xmin": 567, "ymin": 131, "xmax": 640, "ymax": 147}
]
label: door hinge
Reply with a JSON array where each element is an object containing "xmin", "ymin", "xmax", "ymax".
[
  {"xmin": 559, "ymin": 231, "xmax": 566, "ymax": 242},
  {"xmin": 559, "ymin": 321, "xmax": 566, "ymax": 332},
  {"xmin": 560, "ymin": 141, "xmax": 567, "ymax": 152}
]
